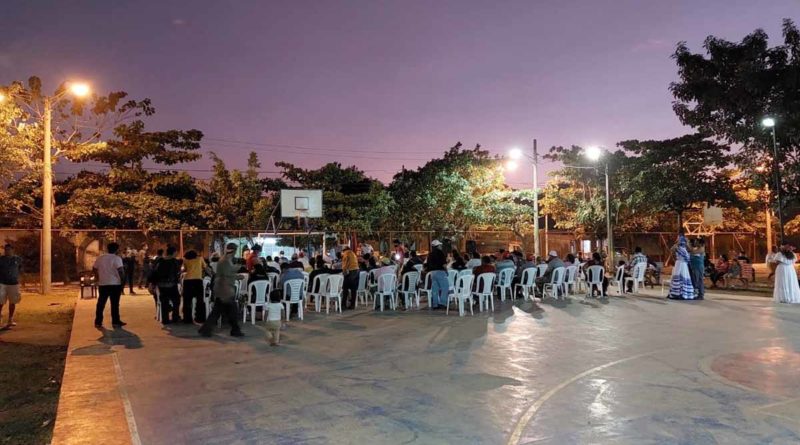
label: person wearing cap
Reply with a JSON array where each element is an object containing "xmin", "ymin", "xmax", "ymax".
[
  {"xmin": 341, "ymin": 246, "xmax": 360, "ymax": 310},
  {"xmin": 199, "ymin": 243, "xmax": 244, "ymax": 337},
  {"xmin": 425, "ymin": 240, "xmax": 449, "ymax": 309},
  {"xmin": 536, "ymin": 250, "xmax": 565, "ymax": 291}
]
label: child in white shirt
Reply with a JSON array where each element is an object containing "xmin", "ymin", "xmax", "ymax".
[{"xmin": 265, "ymin": 291, "xmax": 284, "ymax": 346}]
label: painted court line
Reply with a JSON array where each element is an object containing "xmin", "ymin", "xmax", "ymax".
[
  {"xmin": 112, "ymin": 353, "xmax": 142, "ymax": 445},
  {"xmin": 506, "ymin": 351, "xmax": 655, "ymax": 445}
]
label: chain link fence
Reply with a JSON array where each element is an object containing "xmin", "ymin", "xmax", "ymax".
[{"xmin": 0, "ymin": 228, "xmax": 763, "ymax": 289}]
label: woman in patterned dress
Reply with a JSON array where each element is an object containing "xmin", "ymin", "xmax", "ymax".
[{"xmin": 668, "ymin": 233, "xmax": 695, "ymax": 300}]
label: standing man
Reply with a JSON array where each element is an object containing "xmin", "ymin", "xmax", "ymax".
[
  {"xmin": 93, "ymin": 242, "xmax": 126, "ymax": 328},
  {"xmin": 154, "ymin": 246, "xmax": 181, "ymax": 324},
  {"xmin": 341, "ymin": 246, "xmax": 359, "ymax": 310},
  {"xmin": 199, "ymin": 243, "xmax": 244, "ymax": 337},
  {"xmin": 0, "ymin": 243, "xmax": 23, "ymax": 329},
  {"xmin": 245, "ymin": 245, "xmax": 262, "ymax": 272},
  {"xmin": 426, "ymin": 240, "xmax": 449, "ymax": 309},
  {"xmin": 123, "ymin": 251, "xmax": 137, "ymax": 295}
]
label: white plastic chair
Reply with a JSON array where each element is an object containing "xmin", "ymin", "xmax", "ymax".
[
  {"xmin": 243, "ymin": 281, "xmax": 269, "ymax": 324},
  {"xmin": 543, "ymin": 267, "xmax": 566, "ymax": 300},
  {"xmin": 447, "ymin": 269, "xmax": 458, "ymax": 288},
  {"xmin": 585, "ymin": 265, "xmax": 606, "ymax": 299},
  {"xmin": 324, "ymin": 274, "xmax": 344, "ymax": 314},
  {"xmin": 624, "ymin": 263, "xmax": 647, "ymax": 294},
  {"xmin": 418, "ymin": 273, "xmax": 433, "ymax": 308},
  {"xmin": 283, "ymin": 279, "xmax": 305, "ymax": 321},
  {"xmin": 236, "ymin": 273, "xmax": 249, "ymax": 299},
  {"xmin": 413, "ymin": 264, "xmax": 424, "ymax": 275},
  {"xmin": 398, "ymin": 272, "xmax": 420, "ymax": 309},
  {"xmin": 495, "ymin": 268, "xmax": 515, "ymax": 301},
  {"xmin": 514, "ymin": 268, "xmax": 536, "ymax": 300},
  {"xmin": 472, "ymin": 273, "xmax": 496, "ymax": 312},
  {"xmin": 374, "ymin": 274, "xmax": 397, "ymax": 312},
  {"xmin": 536, "ymin": 264, "xmax": 548, "ymax": 279},
  {"xmin": 202, "ymin": 276, "xmax": 213, "ymax": 318},
  {"xmin": 612, "ymin": 266, "xmax": 625, "ymax": 295},
  {"xmin": 308, "ymin": 273, "xmax": 329, "ymax": 312},
  {"xmin": 447, "ymin": 274, "xmax": 475, "ymax": 316},
  {"xmin": 267, "ymin": 273, "xmax": 280, "ymax": 292},
  {"xmin": 355, "ymin": 271, "xmax": 369, "ymax": 308},
  {"xmin": 563, "ymin": 265, "xmax": 579, "ymax": 296}
]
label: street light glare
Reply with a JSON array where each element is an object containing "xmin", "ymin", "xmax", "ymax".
[
  {"xmin": 762, "ymin": 117, "xmax": 776, "ymax": 128},
  {"xmin": 505, "ymin": 160, "xmax": 519, "ymax": 171},
  {"xmin": 508, "ymin": 148, "xmax": 523, "ymax": 160},
  {"xmin": 585, "ymin": 145, "xmax": 603, "ymax": 161},
  {"xmin": 69, "ymin": 82, "xmax": 91, "ymax": 98},
  {"xmin": 0, "ymin": 92, "xmax": 5, "ymax": 103}
]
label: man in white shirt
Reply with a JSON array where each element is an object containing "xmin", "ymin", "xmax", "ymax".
[
  {"xmin": 92, "ymin": 242, "xmax": 126, "ymax": 328},
  {"xmin": 360, "ymin": 242, "xmax": 373, "ymax": 256}
]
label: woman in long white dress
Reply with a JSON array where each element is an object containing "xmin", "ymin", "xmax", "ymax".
[
  {"xmin": 668, "ymin": 234, "xmax": 695, "ymax": 300},
  {"xmin": 773, "ymin": 246, "xmax": 800, "ymax": 304}
]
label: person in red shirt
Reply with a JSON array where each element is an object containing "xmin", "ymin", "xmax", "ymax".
[{"xmin": 245, "ymin": 245, "xmax": 262, "ymax": 272}]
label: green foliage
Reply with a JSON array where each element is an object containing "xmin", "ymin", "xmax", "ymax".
[
  {"xmin": 199, "ymin": 152, "xmax": 275, "ymax": 229},
  {"xmin": 618, "ymin": 134, "xmax": 738, "ymax": 224},
  {"xmin": 389, "ymin": 142, "xmax": 506, "ymax": 233},
  {"xmin": 671, "ymin": 19, "xmax": 800, "ymax": 203}
]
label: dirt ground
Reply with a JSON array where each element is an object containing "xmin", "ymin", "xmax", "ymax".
[{"xmin": 0, "ymin": 286, "xmax": 77, "ymax": 445}]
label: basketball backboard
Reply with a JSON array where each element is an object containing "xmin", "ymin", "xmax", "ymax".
[{"xmin": 280, "ymin": 189, "xmax": 323, "ymax": 218}]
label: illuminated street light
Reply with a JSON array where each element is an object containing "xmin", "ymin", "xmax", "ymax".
[
  {"xmin": 0, "ymin": 92, "xmax": 6, "ymax": 102},
  {"xmin": 585, "ymin": 145, "xmax": 603, "ymax": 161},
  {"xmin": 507, "ymin": 142, "xmax": 542, "ymax": 256},
  {"xmin": 762, "ymin": 116, "xmax": 784, "ymax": 245},
  {"xmin": 583, "ymin": 145, "xmax": 613, "ymax": 269},
  {"xmin": 69, "ymin": 82, "xmax": 91, "ymax": 98}
]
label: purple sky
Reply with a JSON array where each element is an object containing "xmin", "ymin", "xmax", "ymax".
[{"xmin": 2, "ymin": 0, "xmax": 796, "ymax": 187}]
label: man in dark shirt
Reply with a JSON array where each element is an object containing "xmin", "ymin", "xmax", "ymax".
[
  {"xmin": 0, "ymin": 243, "xmax": 23, "ymax": 328},
  {"xmin": 426, "ymin": 240, "xmax": 449, "ymax": 309}
]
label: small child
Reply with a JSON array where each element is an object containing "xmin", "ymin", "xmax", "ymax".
[{"xmin": 265, "ymin": 291, "xmax": 284, "ymax": 346}]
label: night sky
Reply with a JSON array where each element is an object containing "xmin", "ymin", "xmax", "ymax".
[{"xmin": 1, "ymin": 0, "xmax": 797, "ymax": 186}]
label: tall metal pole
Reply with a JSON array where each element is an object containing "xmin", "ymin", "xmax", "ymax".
[
  {"xmin": 42, "ymin": 97, "xmax": 53, "ymax": 294},
  {"xmin": 765, "ymin": 184, "xmax": 773, "ymax": 253},
  {"xmin": 604, "ymin": 163, "xmax": 614, "ymax": 270},
  {"xmin": 770, "ymin": 126, "xmax": 785, "ymax": 246},
  {"xmin": 532, "ymin": 139, "xmax": 540, "ymax": 257}
]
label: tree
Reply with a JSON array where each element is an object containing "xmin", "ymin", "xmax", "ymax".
[
  {"xmin": 670, "ymin": 19, "xmax": 800, "ymax": 213},
  {"xmin": 618, "ymin": 134, "xmax": 738, "ymax": 226},
  {"xmin": 389, "ymin": 142, "xmax": 506, "ymax": 234},
  {"xmin": 200, "ymin": 152, "xmax": 276, "ymax": 230}
]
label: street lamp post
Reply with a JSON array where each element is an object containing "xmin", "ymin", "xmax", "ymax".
[
  {"xmin": 1, "ymin": 82, "xmax": 91, "ymax": 293},
  {"xmin": 584, "ymin": 146, "xmax": 613, "ymax": 270},
  {"xmin": 762, "ymin": 117, "xmax": 785, "ymax": 246},
  {"xmin": 508, "ymin": 140, "xmax": 541, "ymax": 257}
]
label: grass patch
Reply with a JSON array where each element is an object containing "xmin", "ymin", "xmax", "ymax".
[
  {"xmin": 0, "ymin": 287, "xmax": 76, "ymax": 445},
  {"xmin": 0, "ymin": 344, "xmax": 67, "ymax": 445}
]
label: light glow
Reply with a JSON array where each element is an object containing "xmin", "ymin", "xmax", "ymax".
[
  {"xmin": 762, "ymin": 117, "xmax": 775, "ymax": 128},
  {"xmin": 69, "ymin": 82, "xmax": 91, "ymax": 98},
  {"xmin": 508, "ymin": 147, "xmax": 523, "ymax": 160},
  {"xmin": 585, "ymin": 145, "xmax": 603, "ymax": 161},
  {"xmin": 505, "ymin": 160, "xmax": 519, "ymax": 171},
  {"xmin": 0, "ymin": 92, "xmax": 5, "ymax": 102}
]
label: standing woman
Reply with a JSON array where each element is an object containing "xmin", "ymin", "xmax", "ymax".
[
  {"xmin": 182, "ymin": 250, "xmax": 210, "ymax": 323},
  {"xmin": 668, "ymin": 233, "xmax": 695, "ymax": 300},
  {"xmin": 689, "ymin": 238, "xmax": 706, "ymax": 300},
  {"xmin": 773, "ymin": 245, "xmax": 800, "ymax": 304}
]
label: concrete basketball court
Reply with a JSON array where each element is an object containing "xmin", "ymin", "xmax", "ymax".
[{"xmin": 52, "ymin": 289, "xmax": 800, "ymax": 444}]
